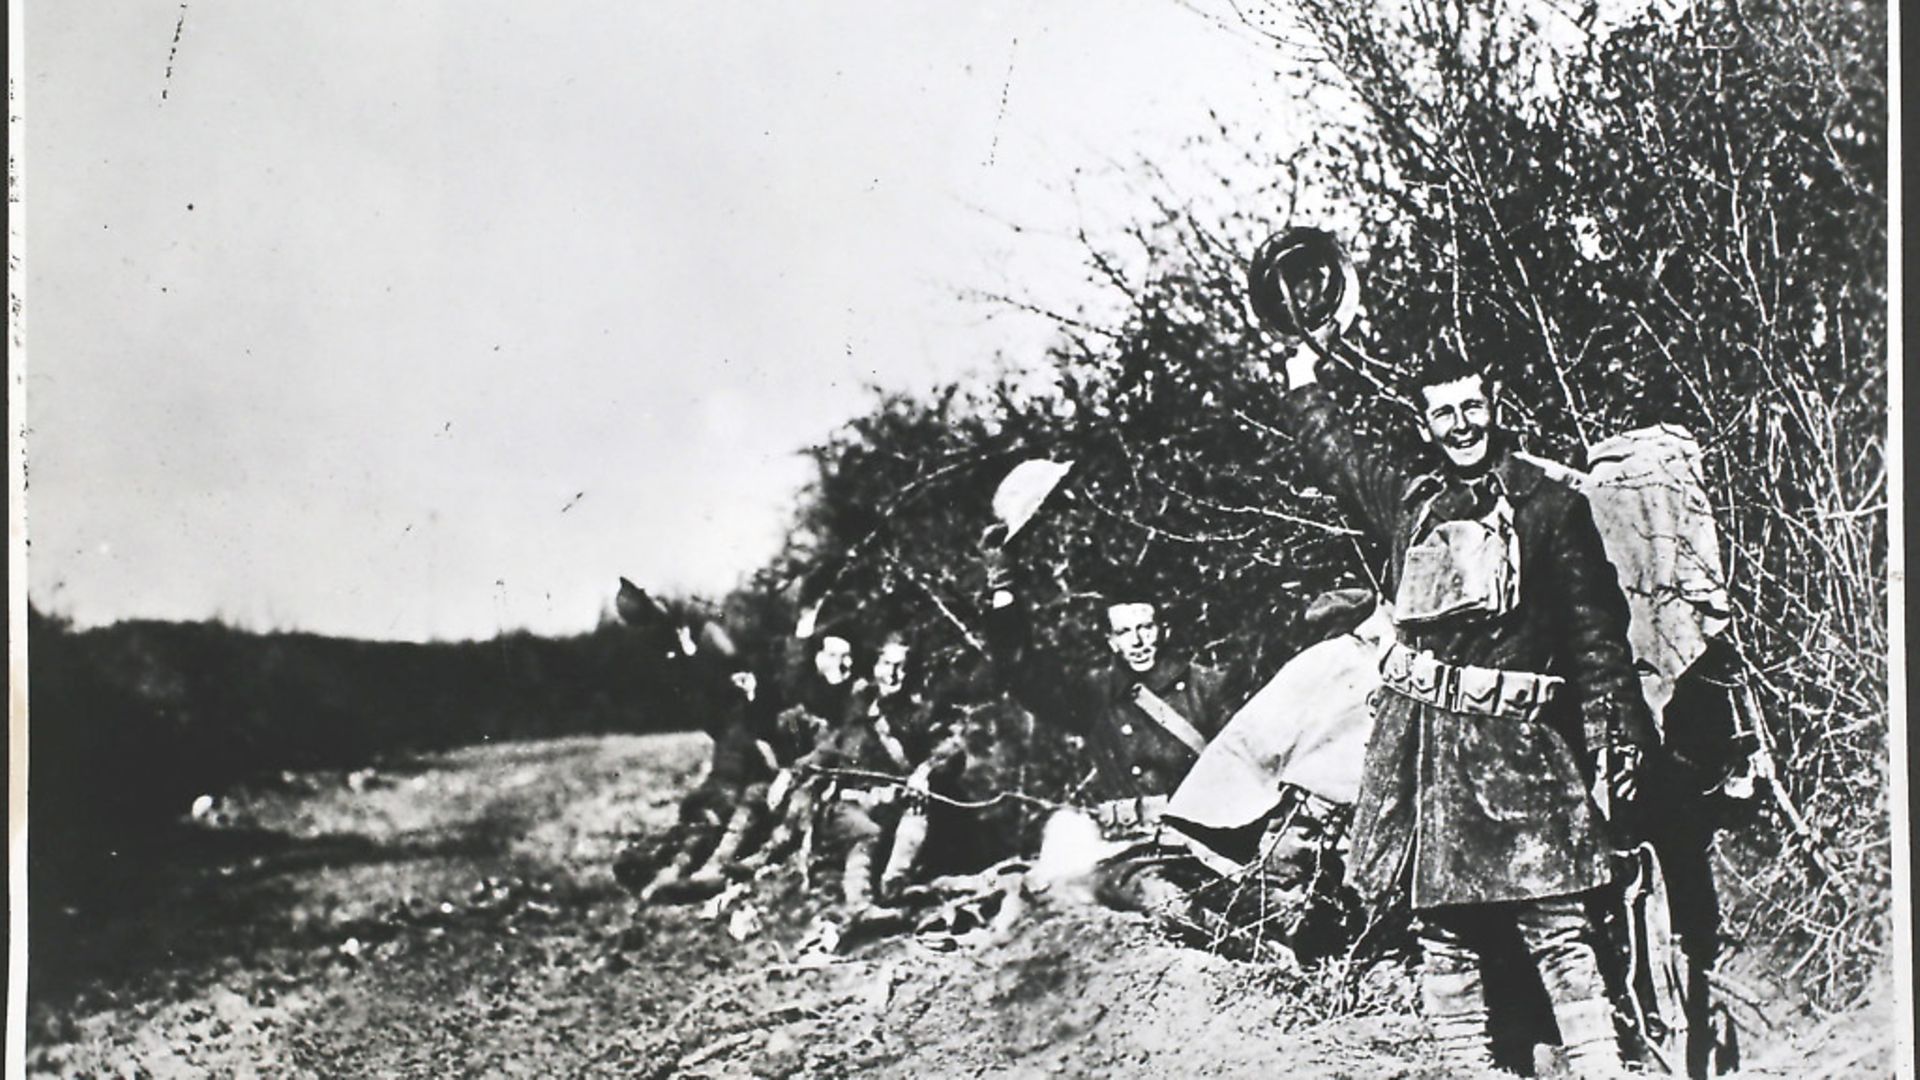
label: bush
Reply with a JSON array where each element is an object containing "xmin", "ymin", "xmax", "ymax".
[{"xmin": 737, "ymin": 0, "xmax": 1887, "ymax": 1010}]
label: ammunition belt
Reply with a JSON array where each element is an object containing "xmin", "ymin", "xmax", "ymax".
[
  {"xmin": 1380, "ymin": 643, "xmax": 1562, "ymax": 722},
  {"xmin": 1093, "ymin": 794, "xmax": 1169, "ymax": 837}
]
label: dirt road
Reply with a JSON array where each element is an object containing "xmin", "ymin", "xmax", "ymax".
[{"xmin": 23, "ymin": 733, "xmax": 1898, "ymax": 1078}]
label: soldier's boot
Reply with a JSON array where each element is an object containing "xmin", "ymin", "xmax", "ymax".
[
  {"xmin": 738, "ymin": 788, "xmax": 815, "ymax": 875},
  {"xmin": 687, "ymin": 807, "xmax": 757, "ymax": 887},
  {"xmin": 1419, "ymin": 963, "xmax": 1500, "ymax": 1074},
  {"xmin": 638, "ymin": 847, "xmax": 699, "ymax": 903},
  {"xmin": 842, "ymin": 838, "xmax": 877, "ymax": 913},
  {"xmin": 1556, "ymin": 996, "xmax": 1635, "ymax": 1079},
  {"xmin": 877, "ymin": 808, "xmax": 929, "ymax": 901}
]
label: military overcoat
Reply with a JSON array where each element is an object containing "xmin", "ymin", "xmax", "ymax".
[{"xmin": 1278, "ymin": 385, "xmax": 1656, "ymax": 908}]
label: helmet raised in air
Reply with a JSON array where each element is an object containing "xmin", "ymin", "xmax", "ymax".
[{"xmin": 1247, "ymin": 227, "xmax": 1359, "ymax": 338}]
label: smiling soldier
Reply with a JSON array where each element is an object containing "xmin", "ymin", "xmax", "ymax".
[
  {"xmin": 799, "ymin": 630, "xmax": 966, "ymax": 911},
  {"xmin": 1266, "ymin": 337, "xmax": 1654, "ymax": 1078},
  {"xmin": 979, "ymin": 535, "xmax": 1234, "ymax": 917}
]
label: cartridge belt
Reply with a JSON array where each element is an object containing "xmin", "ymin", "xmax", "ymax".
[
  {"xmin": 1380, "ymin": 643, "xmax": 1563, "ymax": 722},
  {"xmin": 1093, "ymin": 794, "xmax": 1169, "ymax": 837}
]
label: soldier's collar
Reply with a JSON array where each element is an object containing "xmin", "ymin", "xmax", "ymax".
[
  {"xmin": 1401, "ymin": 443, "xmax": 1543, "ymax": 504},
  {"xmin": 1112, "ymin": 654, "xmax": 1191, "ymax": 694}
]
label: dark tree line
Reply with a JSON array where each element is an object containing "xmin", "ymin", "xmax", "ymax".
[{"xmin": 27, "ymin": 607, "xmax": 694, "ymax": 837}]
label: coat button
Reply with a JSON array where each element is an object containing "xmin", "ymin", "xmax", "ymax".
[
  {"xmin": 1130, "ymin": 765, "xmax": 1143, "ymax": 776},
  {"xmin": 1176, "ymin": 681, "xmax": 1186, "ymax": 691},
  {"xmin": 1120, "ymin": 724, "xmax": 1133, "ymax": 736}
]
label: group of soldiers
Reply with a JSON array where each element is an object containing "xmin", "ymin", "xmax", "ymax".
[
  {"xmin": 614, "ymin": 322, "xmax": 1740, "ymax": 1078},
  {"xmin": 613, "ymin": 607, "xmax": 967, "ymax": 915}
]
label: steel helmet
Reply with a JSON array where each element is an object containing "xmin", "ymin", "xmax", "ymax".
[{"xmin": 1247, "ymin": 227, "xmax": 1359, "ymax": 337}]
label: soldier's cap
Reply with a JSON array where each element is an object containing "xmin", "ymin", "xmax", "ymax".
[{"xmin": 1300, "ymin": 588, "xmax": 1378, "ymax": 643}]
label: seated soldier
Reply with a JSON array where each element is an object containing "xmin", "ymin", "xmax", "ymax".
[
  {"xmin": 631, "ymin": 669, "xmax": 778, "ymax": 901},
  {"xmin": 608, "ymin": 580, "xmax": 783, "ymax": 902},
  {"xmin": 801, "ymin": 631, "xmax": 967, "ymax": 910},
  {"xmin": 718, "ymin": 631, "xmax": 860, "ymax": 880},
  {"xmin": 869, "ymin": 633, "xmax": 969, "ymax": 897},
  {"xmin": 979, "ymin": 530, "xmax": 1240, "ymax": 920}
]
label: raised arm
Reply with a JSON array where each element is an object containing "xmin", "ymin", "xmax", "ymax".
[
  {"xmin": 1270, "ymin": 345, "xmax": 1413, "ymax": 546},
  {"xmin": 979, "ymin": 547, "xmax": 1092, "ymax": 737}
]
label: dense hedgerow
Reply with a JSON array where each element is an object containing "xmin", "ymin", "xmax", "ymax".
[{"xmin": 738, "ymin": 0, "xmax": 1886, "ymax": 1009}]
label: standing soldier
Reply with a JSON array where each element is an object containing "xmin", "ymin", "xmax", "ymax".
[
  {"xmin": 1265, "ymin": 337, "xmax": 1653, "ymax": 1078},
  {"xmin": 979, "ymin": 534, "xmax": 1235, "ymax": 917}
]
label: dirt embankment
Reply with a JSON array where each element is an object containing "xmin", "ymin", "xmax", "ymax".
[{"xmin": 24, "ymin": 733, "xmax": 1903, "ymax": 1078}]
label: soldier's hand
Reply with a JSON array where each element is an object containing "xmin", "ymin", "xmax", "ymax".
[
  {"xmin": 980, "ymin": 524, "xmax": 1015, "ymax": 598},
  {"xmin": 906, "ymin": 763, "xmax": 932, "ymax": 795},
  {"xmin": 767, "ymin": 768, "xmax": 795, "ymax": 809},
  {"xmin": 1596, "ymin": 745, "xmax": 1642, "ymax": 803},
  {"xmin": 753, "ymin": 738, "xmax": 780, "ymax": 776},
  {"xmin": 1249, "ymin": 335, "xmax": 1319, "ymax": 391},
  {"xmin": 1282, "ymin": 326, "xmax": 1339, "ymax": 388},
  {"xmin": 729, "ymin": 670, "xmax": 758, "ymax": 701}
]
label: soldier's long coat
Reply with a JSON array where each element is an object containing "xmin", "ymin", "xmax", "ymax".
[{"xmin": 1278, "ymin": 385, "xmax": 1656, "ymax": 909}]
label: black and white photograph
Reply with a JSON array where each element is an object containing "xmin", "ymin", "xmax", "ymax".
[{"xmin": 7, "ymin": 0, "xmax": 1902, "ymax": 1076}]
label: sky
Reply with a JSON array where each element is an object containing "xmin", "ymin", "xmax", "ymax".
[{"xmin": 22, "ymin": 0, "xmax": 1300, "ymax": 641}]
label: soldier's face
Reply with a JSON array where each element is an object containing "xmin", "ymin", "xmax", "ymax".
[
  {"xmin": 815, "ymin": 636, "xmax": 853, "ymax": 686},
  {"xmin": 873, "ymin": 643, "xmax": 910, "ymax": 697},
  {"xmin": 1417, "ymin": 375, "xmax": 1495, "ymax": 470},
  {"xmin": 1105, "ymin": 603, "xmax": 1162, "ymax": 673}
]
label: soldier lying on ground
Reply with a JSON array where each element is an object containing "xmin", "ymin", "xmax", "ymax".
[{"xmin": 978, "ymin": 528, "xmax": 1242, "ymax": 921}]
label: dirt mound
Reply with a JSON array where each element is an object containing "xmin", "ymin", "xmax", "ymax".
[{"xmin": 605, "ymin": 870, "xmax": 1437, "ymax": 1080}]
